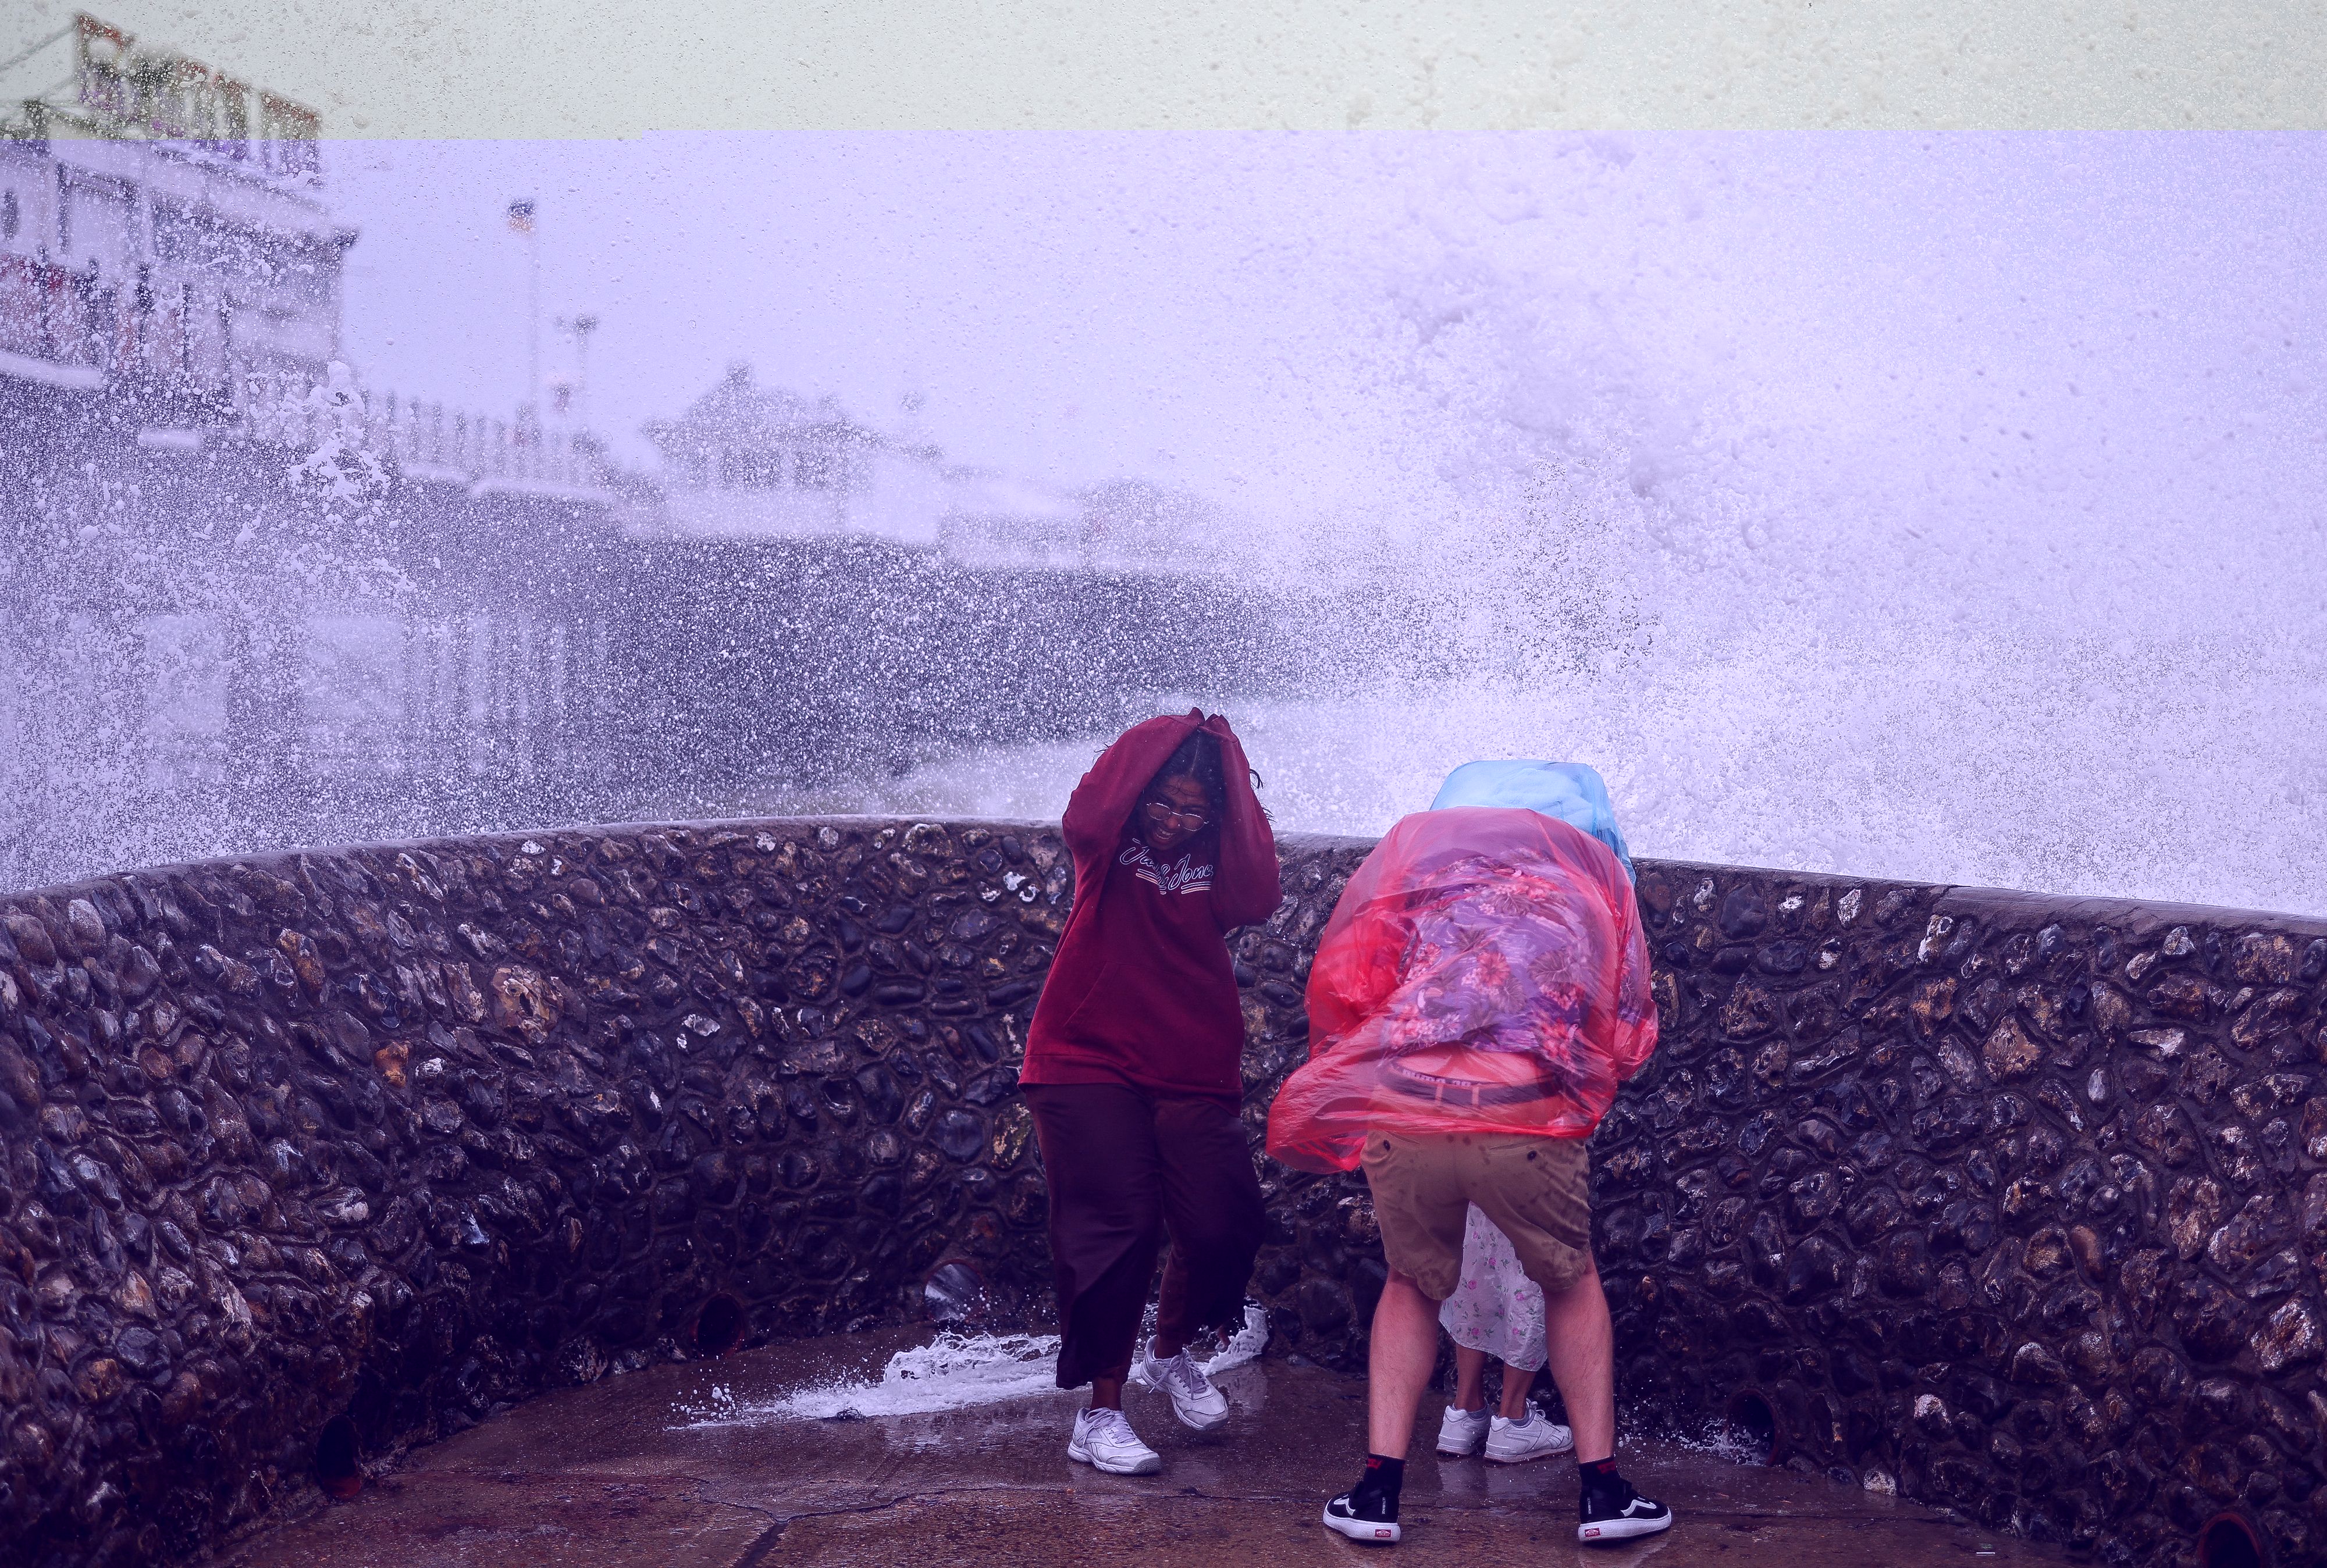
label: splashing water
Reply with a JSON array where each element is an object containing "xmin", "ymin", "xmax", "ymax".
[
  {"xmin": 10, "ymin": 133, "xmax": 2321, "ymax": 917},
  {"xmin": 1660, "ymin": 1417, "xmax": 1778, "ymax": 1467},
  {"xmin": 674, "ymin": 1332, "xmax": 1065, "ymax": 1426},
  {"xmin": 755, "ymin": 136, "xmax": 2327, "ymax": 918},
  {"xmin": 673, "ymin": 1314, "xmax": 1270, "ymax": 1428}
]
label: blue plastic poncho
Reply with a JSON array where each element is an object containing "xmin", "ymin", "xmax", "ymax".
[{"xmin": 1428, "ymin": 760, "xmax": 1633, "ymax": 879}]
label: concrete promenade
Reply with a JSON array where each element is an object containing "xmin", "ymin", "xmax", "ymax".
[{"xmin": 223, "ymin": 1327, "xmax": 2074, "ymax": 1567}]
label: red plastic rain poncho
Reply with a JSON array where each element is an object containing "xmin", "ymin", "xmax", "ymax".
[{"xmin": 1264, "ymin": 807, "xmax": 1658, "ymax": 1174}]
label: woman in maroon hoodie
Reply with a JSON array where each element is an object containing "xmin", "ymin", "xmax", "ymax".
[{"xmin": 1020, "ymin": 709, "xmax": 1281, "ymax": 1477}]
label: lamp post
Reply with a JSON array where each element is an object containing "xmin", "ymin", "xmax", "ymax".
[
  {"xmin": 556, "ymin": 313, "xmax": 599, "ymax": 432},
  {"xmin": 506, "ymin": 197, "xmax": 537, "ymax": 427}
]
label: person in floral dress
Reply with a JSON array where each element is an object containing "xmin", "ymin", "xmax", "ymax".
[{"xmin": 1434, "ymin": 1203, "xmax": 1573, "ymax": 1462}]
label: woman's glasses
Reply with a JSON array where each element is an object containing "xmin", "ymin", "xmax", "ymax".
[{"xmin": 1143, "ymin": 798, "xmax": 1213, "ymax": 832}]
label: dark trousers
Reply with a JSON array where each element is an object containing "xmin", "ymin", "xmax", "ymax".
[{"xmin": 1023, "ymin": 1082, "xmax": 1266, "ymax": 1389}]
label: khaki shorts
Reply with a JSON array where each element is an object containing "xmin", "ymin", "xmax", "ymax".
[{"xmin": 1360, "ymin": 1131, "xmax": 1593, "ymax": 1302}]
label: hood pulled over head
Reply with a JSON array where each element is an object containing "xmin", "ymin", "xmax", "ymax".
[{"xmin": 1429, "ymin": 760, "xmax": 1632, "ymax": 880}]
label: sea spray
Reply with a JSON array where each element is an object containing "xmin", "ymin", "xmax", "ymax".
[
  {"xmin": 674, "ymin": 1332, "xmax": 1065, "ymax": 1427},
  {"xmin": 758, "ymin": 136, "xmax": 2327, "ymax": 917},
  {"xmin": 673, "ymin": 1313, "xmax": 1269, "ymax": 1429}
]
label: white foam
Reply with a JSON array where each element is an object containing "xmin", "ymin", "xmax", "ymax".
[
  {"xmin": 674, "ymin": 1313, "xmax": 1272, "ymax": 1428},
  {"xmin": 674, "ymin": 1331, "xmax": 1066, "ymax": 1426},
  {"xmin": 1659, "ymin": 1417, "xmax": 1775, "ymax": 1466}
]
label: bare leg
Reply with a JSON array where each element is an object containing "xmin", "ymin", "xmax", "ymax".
[
  {"xmin": 1453, "ymin": 1345, "xmax": 1489, "ymax": 1413},
  {"xmin": 1090, "ymin": 1376, "xmax": 1125, "ymax": 1412},
  {"xmin": 1540, "ymin": 1261, "xmax": 1615, "ymax": 1462},
  {"xmin": 1367, "ymin": 1271, "xmax": 1446, "ymax": 1457},
  {"xmin": 1497, "ymin": 1362, "xmax": 1535, "ymax": 1421}
]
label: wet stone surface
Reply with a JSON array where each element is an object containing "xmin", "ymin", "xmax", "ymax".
[
  {"xmin": 0, "ymin": 820, "xmax": 2324, "ymax": 1567},
  {"xmin": 222, "ymin": 1325, "xmax": 2080, "ymax": 1567}
]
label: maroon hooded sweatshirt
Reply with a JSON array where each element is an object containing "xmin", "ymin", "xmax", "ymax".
[{"xmin": 1020, "ymin": 711, "xmax": 1281, "ymax": 1104}]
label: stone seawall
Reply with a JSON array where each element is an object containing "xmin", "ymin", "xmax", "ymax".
[
  {"xmin": 0, "ymin": 819, "xmax": 2322, "ymax": 1567},
  {"xmin": 1279, "ymin": 864, "xmax": 2327, "ymax": 1568}
]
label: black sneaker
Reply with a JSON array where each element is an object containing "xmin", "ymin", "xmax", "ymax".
[
  {"xmin": 1578, "ymin": 1479, "xmax": 1673, "ymax": 1544},
  {"xmin": 1322, "ymin": 1489, "xmax": 1403, "ymax": 1545}
]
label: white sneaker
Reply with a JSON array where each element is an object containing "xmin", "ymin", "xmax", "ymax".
[
  {"xmin": 1437, "ymin": 1404, "xmax": 1490, "ymax": 1456},
  {"xmin": 1140, "ymin": 1340, "xmax": 1230, "ymax": 1431},
  {"xmin": 1485, "ymin": 1409, "xmax": 1575, "ymax": 1463},
  {"xmin": 1066, "ymin": 1407, "xmax": 1162, "ymax": 1476}
]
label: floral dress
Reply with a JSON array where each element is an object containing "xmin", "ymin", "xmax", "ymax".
[{"xmin": 1437, "ymin": 1203, "xmax": 1547, "ymax": 1371}]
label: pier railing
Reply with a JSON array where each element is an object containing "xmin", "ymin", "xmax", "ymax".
[{"xmin": 233, "ymin": 368, "xmax": 610, "ymax": 493}]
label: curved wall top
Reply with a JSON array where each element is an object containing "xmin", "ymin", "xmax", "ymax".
[{"xmin": 0, "ymin": 818, "xmax": 2323, "ymax": 1568}]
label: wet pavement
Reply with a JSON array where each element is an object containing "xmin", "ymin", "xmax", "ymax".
[{"xmin": 225, "ymin": 1328, "xmax": 2075, "ymax": 1567}]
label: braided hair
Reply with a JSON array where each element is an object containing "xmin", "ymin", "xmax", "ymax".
[{"xmin": 1152, "ymin": 729, "xmax": 1226, "ymax": 815}]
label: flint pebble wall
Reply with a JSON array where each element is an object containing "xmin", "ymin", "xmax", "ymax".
[
  {"xmin": 0, "ymin": 818, "xmax": 2322, "ymax": 1568},
  {"xmin": 1262, "ymin": 863, "xmax": 2327, "ymax": 1568}
]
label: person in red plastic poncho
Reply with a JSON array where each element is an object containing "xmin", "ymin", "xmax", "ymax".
[
  {"xmin": 1266, "ymin": 764, "xmax": 1673, "ymax": 1546},
  {"xmin": 1019, "ymin": 711, "xmax": 1281, "ymax": 1478}
]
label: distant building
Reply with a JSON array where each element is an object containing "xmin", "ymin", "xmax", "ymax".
[
  {"xmin": 0, "ymin": 16, "xmax": 1232, "ymax": 555},
  {"xmin": 0, "ymin": 16, "xmax": 612, "ymax": 499},
  {"xmin": 641, "ymin": 364, "xmax": 1230, "ymax": 572},
  {"xmin": 641, "ymin": 362, "xmax": 941, "ymax": 544},
  {"xmin": 0, "ymin": 14, "xmax": 353, "ymax": 406},
  {"xmin": 645, "ymin": 362, "xmax": 1093, "ymax": 564}
]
